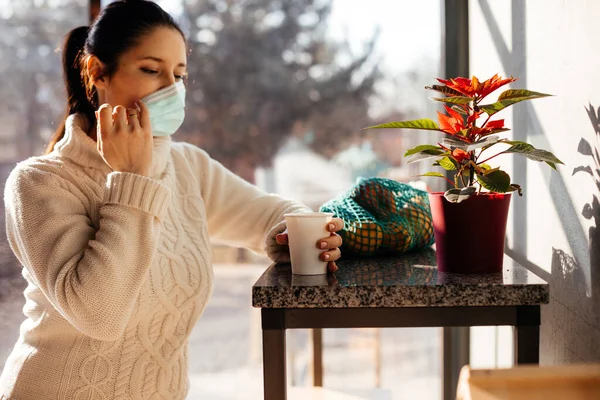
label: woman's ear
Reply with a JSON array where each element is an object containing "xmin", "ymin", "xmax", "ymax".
[{"xmin": 86, "ymin": 55, "xmax": 107, "ymax": 90}]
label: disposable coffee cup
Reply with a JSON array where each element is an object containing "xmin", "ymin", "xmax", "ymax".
[{"xmin": 284, "ymin": 212, "xmax": 334, "ymax": 275}]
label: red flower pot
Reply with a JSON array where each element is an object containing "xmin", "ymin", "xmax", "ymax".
[{"xmin": 428, "ymin": 192, "xmax": 512, "ymax": 274}]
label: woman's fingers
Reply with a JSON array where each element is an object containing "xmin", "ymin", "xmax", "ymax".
[
  {"xmin": 97, "ymin": 103, "xmax": 113, "ymax": 136},
  {"xmin": 320, "ymin": 248, "xmax": 341, "ymax": 262},
  {"xmin": 113, "ymin": 105, "xmax": 127, "ymax": 131},
  {"xmin": 316, "ymin": 233, "xmax": 342, "ymax": 250},
  {"xmin": 327, "ymin": 218, "xmax": 344, "ymax": 233},
  {"xmin": 276, "ymin": 233, "xmax": 289, "ymax": 245},
  {"xmin": 127, "ymin": 108, "xmax": 141, "ymax": 131},
  {"xmin": 327, "ymin": 261, "xmax": 339, "ymax": 273}
]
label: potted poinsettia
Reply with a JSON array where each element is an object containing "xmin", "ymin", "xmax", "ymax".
[{"xmin": 365, "ymin": 74, "xmax": 563, "ymax": 273}]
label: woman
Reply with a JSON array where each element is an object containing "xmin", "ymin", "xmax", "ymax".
[{"xmin": 0, "ymin": 1, "xmax": 343, "ymax": 398}]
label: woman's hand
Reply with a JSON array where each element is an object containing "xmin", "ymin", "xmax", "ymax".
[
  {"xmin": 96, "ymin": 101, "xmax": 153, "ymax": 177},
  {"xmin": 276, "ymin": 217, "xmax": 344, "ymax": 272}
]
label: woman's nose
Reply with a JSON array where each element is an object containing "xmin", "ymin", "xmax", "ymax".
[{"xmin": 159, "ymin": 75, "xmax": 177, "ymax": 89}]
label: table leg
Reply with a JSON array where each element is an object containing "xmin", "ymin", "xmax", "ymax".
[
  {"xmin": 262, "ymin": 309, "xmax": 287, "ymax": 400},
  {"xmin": 442, "ymin": 327, "xmax": 470, "ymax": 400},
  {"xmin": 311, "ymin": 328, "xmax": 323, "ymax": 387},
  {"xmin": 514, "ymin": 325, "xmax": 540, "ymax": 364},
  {"xmin": 514, "ymin": 306, "xmax": 541, "ymax": 365}
]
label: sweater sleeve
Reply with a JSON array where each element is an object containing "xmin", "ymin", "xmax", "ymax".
[
  {"xmin": 4, "ymin": 164, "xmax": 171, "ymax": 341},
  {"xmin": 186, "ymin": 145, "xmax": 310, "ymax": 255}
]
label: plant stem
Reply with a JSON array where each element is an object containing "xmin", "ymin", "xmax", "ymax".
[
  {"xmin": 442, "ymin": 176, "xmax": 455, "ymax": 186},
  {"xmin": 478, "ymin": 150, "xmax": 507, "ymax": 165},
  {"xmin": 480, "ymin": 113, "xmax": 492, "ymax": 129},
  {"xmin": 458, "ymin": 166, "xmax": 467, "ymax": 187},
  {"xmin": 468, "ymin": 101, "xmax": 476, "ymax": 187},
  {"xmin": 469, "ymin": 153, "xmax": 475, "ymax": 186}
]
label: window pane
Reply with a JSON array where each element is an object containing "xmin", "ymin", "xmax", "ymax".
[
  {"xmin": 3, "ymin": 1, "xmax": 443, "ymax": 398},
  {"xmin": 144, "ymin": 0, "xmax": 443, "ymax": 398},
  {"xmin": 0, "ymin": 0, "xmax": 88, "ymax": 372}
]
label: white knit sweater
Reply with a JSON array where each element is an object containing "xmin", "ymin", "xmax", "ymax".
[{"xmin": 0, "ymin": 114, "xmax": 308, "ymax": 399}]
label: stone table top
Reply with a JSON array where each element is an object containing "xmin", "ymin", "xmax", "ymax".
[{"xmin": 252, "ymin": 248, "xmax": 549, "ymax": 308}]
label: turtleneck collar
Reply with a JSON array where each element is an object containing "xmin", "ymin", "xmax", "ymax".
[{"xmin": 54, "ymin": 113, "xmax": 172, "ymax": 179}]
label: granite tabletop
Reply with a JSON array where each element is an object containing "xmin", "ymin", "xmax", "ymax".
[{"xmin": 252, "ymin": 248, "xmax": 549, "ymax": 308}]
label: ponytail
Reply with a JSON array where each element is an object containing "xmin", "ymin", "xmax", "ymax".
[{"xmin": 45, "ymin": 26, "xmax": 96, "ymax": 154}]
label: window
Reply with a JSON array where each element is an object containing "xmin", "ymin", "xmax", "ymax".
[
  {"xmin": 0, "ymin": 0, "xmax": 89, "ymax": 370},
  {"xmin": 2, "ymin": 1, "xmax": 444, "ymax": 398}
]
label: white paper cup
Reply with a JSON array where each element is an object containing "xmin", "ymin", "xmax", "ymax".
[{"xmin": 284, "ymin": 212, "xmax": 334, "ymax": 275}]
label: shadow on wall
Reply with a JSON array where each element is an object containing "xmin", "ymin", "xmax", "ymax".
[
  {"xmin": 557, "ymin": 103, "xmax": 600, "ymax": 297},
  {"xmin": 544, "ymin": 105, "xmax": 600, "ymax": 363},
  {"xmin": 564, "ymin": 104, "xmax": 600, "ymax": 298},
  {"xmin": 480, "ymin": 0, "xmax": 592, "ymax": 295}
]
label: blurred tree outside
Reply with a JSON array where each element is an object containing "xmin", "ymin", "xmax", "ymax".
[
  {"xmin": 178, "ymin": 0, "xmax": 382, "ymax": 182},
  {"xmin": 0, "ymin": 0, "xmax": 411, "ymax": 183},
  {"xmin": 0, "ymin": 0, "xmax": 88, "ymax": 162}
]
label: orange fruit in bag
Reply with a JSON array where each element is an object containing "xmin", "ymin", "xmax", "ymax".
[{"xmin": 341, "ymin": 222, "xmax": 383, "ymax": 255}]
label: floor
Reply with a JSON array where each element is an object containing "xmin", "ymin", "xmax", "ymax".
[{"xmin": 0, "ymin": 260, "xmax": 441, "ymax": 399}]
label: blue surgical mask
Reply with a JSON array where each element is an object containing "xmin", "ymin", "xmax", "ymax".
[{"xmin": 141, "ymin": 80, "xmax": 186, "ymax": 137}]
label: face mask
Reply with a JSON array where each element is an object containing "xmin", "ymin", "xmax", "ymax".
[{"xmin": 141, "ymin": 80, "xmax": 186, "ymax": 137}]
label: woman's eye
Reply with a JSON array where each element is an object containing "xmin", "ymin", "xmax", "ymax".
[{"xmin": 141, "ymin": 68, "xmax": 158, "ymax": 75}]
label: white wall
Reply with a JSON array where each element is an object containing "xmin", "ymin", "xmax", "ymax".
[{"xmin": 470, "ymin": 0, "xmax": 600, "ymax": 364}]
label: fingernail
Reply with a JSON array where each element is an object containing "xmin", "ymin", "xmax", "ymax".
[
  {"xmin": 323, "ymin": 254, "xmax": 330, "ymax": 260},
  {"xmin": 329, "ymin": 224, "xmax": 335, "ymax": 231},
  {"xmin": 320, "ymin": 241, "xmax": 327, "ymax": 249}
]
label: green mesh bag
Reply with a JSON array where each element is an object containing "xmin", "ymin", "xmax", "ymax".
[{"xmin": 319, "ymin": 177, "xmax": 434, "ymax": 256}]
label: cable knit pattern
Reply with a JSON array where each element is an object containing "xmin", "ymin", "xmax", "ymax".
[{"xmin": 0, "ymin": 114, "xmax": 309, "ymax": 399}]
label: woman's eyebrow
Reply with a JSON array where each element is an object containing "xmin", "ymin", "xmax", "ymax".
[{"xmin": 138, "ymin": 56, "xmax": 186, "ymax": 68}]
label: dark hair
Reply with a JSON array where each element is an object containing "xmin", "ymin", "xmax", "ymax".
[{"xmin": 46, "ymin": 0, "xmax": 184, "ymax": 154}]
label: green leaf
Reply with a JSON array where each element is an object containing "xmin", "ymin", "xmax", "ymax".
[
  {"xmin": 444, "ymin": 186, "xmax": 476, "ymax": 203},
  {"xmin": 419, "ymin": 172, "xmax": 446, "ymax": 178},
  {"xmin": 404, "ymin": 144, "xmax": 442, "ymax": 157},
  {"xmin": 442, "ymin": 137, "xmax": 470, "ymax": 150},
  {"xmin": 425, "ymin": 84, "xmax": 464, "ymax": 97},
  {"xmin": 476, "ymin": 170, "xmax": 511, "ymax": 193},
  {"xmin": 466, "ymin": 135, "xmax": 500, "ymax": 152},
  {"xmin": 503, "ymin": 141, "xmax": 564, "ymax": 166},
  {"xmin": 431, "ymin": 96, "xmax": 473, "ymax": 105},
  {"xmin": 451, "ymin": 105, "xmax": 468, "ymax": 115},
  {"xmin": 438, "ymin": 156, "xmax": 458, "ymax": 170},
  {"xmin": 406, "ymin": 151, "xmax": 445, "ymax": 164},
  {"xmin": 479, "ymin": 89, "xmax": 552, "ymax": 116},
  {"xmin": 364, "ymin": 119, "xmax": 441, "ymax": 131},
  {"xmin": 498, "ymin": 89, "xmax": 552, "ymax": 101},
  {"xmin": 508, "ymin": 183, "xmax": 523, "ymax": 196},
  {"xmin": 404, "ymin": 145, "xmax": 445, "ymax": 164}
]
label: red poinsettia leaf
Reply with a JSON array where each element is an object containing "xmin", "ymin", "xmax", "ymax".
[
  {"xmin": 467, "ymin": 111, "xmax": 483, "ymax": 126},
  {"xmin": 484, "ymin": 119, "xmax": 505, "ymax": 129},
  {"xmin": 437, "ymin": 111, "xmax": 458, "ymax": 134},
  {"xmin": 437, "ymin": 77, "xmax": 474, "ymax": 97},
  {"xmin": 451, "ymin": 148, "xmax": 471, "ymax": 163},
  {"xmin": 444, "ymin": 105, "xmax": 464, "ymax": 122},
  {"xmin": 478, "ymin": 75, "xmax": 517, "ymax": 99}
]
